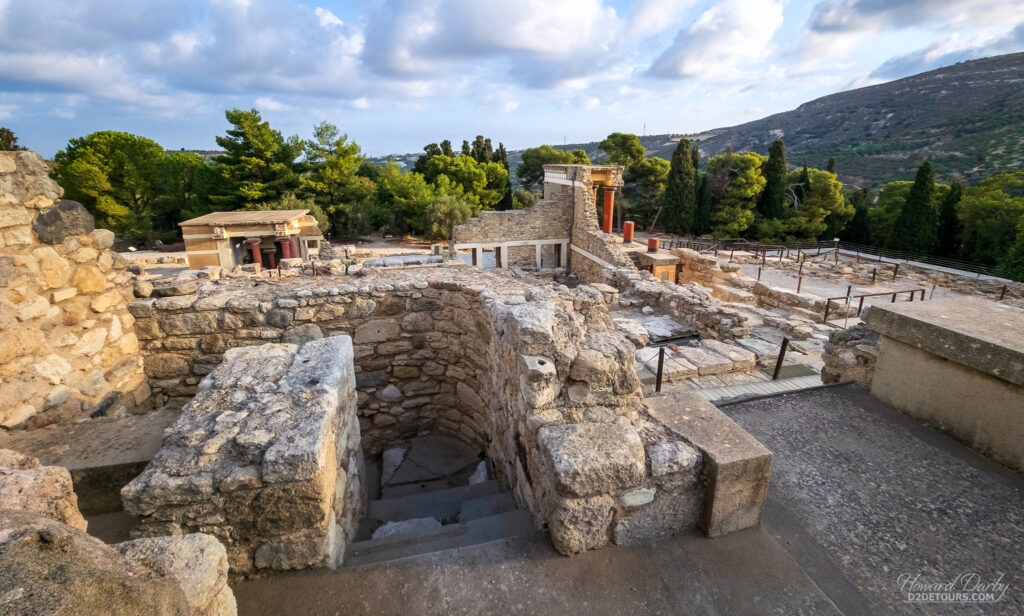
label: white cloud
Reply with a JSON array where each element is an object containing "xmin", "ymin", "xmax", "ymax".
[
  {"xmin": 793, "ymin": 0, "xmax": 1024, "ymax": 71},
  {"xmin": 362, "ymin": 0, "xmax": 624, "ymax": 88},
  {"xmin": 649, "ymin": 0, "xmax": 784, "ymax": 78},
  {"xmin": 350, "ymin": 97, "xmax": 370, "ymax": 110},
  {"xmin": 255, "ymin": 97, "xmax": 292, "ymax": 112},
  {"xmin": 628, "ymin": 0, "xmax": 697, "ymax": 36}
]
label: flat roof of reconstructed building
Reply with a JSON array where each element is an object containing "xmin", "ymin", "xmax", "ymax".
[{"xmin": 179, "ymin": 209, "xmax": 309, "ymax": 226}]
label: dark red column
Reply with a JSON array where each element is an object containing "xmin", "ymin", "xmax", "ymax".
[{"xmin": 602, "ymin": 190, "xmax": 614, "ymax": 234}]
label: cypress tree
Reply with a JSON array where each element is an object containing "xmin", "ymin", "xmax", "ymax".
[
  {"xmin": 760, "ymin": 140, "xmax": 787, "ymax": 218},
  {"xmin": 793, "ymin": 163, "xmax": 811, "ymax": 208},
  {"xmin": 461, "ymin": 140, "xmax": 471, "ymax": 156},
  {"xmin": 937, "ymin": 179, "xmax": 964, "ymax": 257},
  {"xmin": 660, "ymin": 139, "xmax": 697, "ymax": 234},
  {"xmin": 826, "ymin": 157, "xmax": 836, "ymax": 174},
  {"xmin": 694, "ymin": 173, "xmax": 713, "ymax": 235},
  {"xmin": 690, "ymin": 145, "xmax": 699, "ymax": 170},
  {"xmin": 440, "ymin": 139, "xmax": 454, "ymax": 157},
  {"xmin": 891, "ymin": 161, "xmax": 938, "ymax": 253}
]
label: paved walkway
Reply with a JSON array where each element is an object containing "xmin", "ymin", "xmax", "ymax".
[
  {"xmin": 231, "ymin": 385, "xmax": 1023, "ymax": 615},
  {"xmin": 697, "ymin": 374, "xmax": 822, "ymax": 404}
]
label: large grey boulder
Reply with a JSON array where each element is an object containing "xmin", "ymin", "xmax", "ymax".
[{"xmin": 32, "ymin": 199, "xmax": 95, "ymax": 244}]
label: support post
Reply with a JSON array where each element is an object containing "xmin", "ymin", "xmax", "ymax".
[
  {"xmin": 655, "ymin": 347, "xmax": 665, "ymax": 393},
  {"xmin": 602, "ymin": 190, "xmax": 614, "ymax": 234},
  {"xmin": 797, "ymin": 276, "xmax": 803, "ymax": 294},
  {"xmin": 623, "ymin": 221, "xmax": 635, "ymax": 243},
  {"xmin": 772, "ymin": 338, "xmax": 790, "ymax": 380},
  {"xmin": 1000, "ymin": 285, "xmax": 1007, "ymax": 301},
  {"xmin": 535, "ymin": 244, "xmax": 542, "ymax": 267},
  {"xmin": 872, "ymin": 268, "xmax": 877, "ymax": 284},
  {"xmin": 893, "ymin": 263, "xmax": 900, "ymax": 279},
  {"xmin": 757, "ymin": 266, "xmax": 762, "ymax": 281},
  {"xmin": 857, "ymin": 296, "xmax": 865, "ymax": 316}
]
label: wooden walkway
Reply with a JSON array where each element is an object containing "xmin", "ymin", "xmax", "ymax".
[{"xmin": 697, "ymin": 375, "xmax": 823, "ymax": 404}]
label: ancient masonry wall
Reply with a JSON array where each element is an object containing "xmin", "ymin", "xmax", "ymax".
[
  {"xmin": 452, "ymin": 197, "xmax": 571, "ymax": 267},
  {"xmin": 0, "ymin": 151, "xmax": 148, "ymax": 430},
  {"xmin": 821, "ymin": 323, "xmax": 880, "ymax": 387},
  {"xmin": 123, "ymin": 336, "xmax": 363, "ymax": 576},
  {"xmin": 133, "ymin": 269, "xmax": 714, "ymax": 555}
]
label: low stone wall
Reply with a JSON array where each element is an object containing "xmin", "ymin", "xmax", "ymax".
[
  {"xmin": 123, "ymin": 336, "xmax": 363, "ymax": 576},
  {"xmin": 821, "ymin": 323, "xmax": 879, "ymax": 387},
  {"xmin": 1, "ymin": 151, "xmax": 148, "ymax": 430},
  {"xmin": 607, "ymin": 268, "xmax": 751, "ymax": 340}
]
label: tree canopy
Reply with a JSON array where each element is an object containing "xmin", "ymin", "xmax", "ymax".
[
  {"xmin": 516, "ymin": 145, "xmax": 590, "ymax": 189},
  {"xmin": 599, "ymin": 132, "xmax": 645, "ymax": 167}
]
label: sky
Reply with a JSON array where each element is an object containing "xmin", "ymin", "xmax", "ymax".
[{"xmin": 2, "ymin": 0, "xmax": 1023, "ymax": 158}]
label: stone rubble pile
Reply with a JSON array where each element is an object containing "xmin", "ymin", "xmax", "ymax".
[{"xmin": 0, "ymin": 448, "xmax": 235, "ymax": 615}]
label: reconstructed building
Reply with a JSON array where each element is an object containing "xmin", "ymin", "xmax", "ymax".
[{"xmin": 179, "ymin": 210, "xmax": 324, "ymax": 270}]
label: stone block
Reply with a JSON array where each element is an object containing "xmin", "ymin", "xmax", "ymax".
[
  {"xmin": 0, "ymin": 449, "xmax": 87, "ymax": 531},
  {"xmin": 547, "ymin": 495, "xmax": 614, "ymax": 554},
  {"xmin": 672, "ymin": 345, "xmax": 733, "ymax": 376},
  {"xmin": 644, "ymin": 393, "xmax": 771, "ymax": 538},
  {"xmin": 538, "ymin": 421, "xmax": 645, "ymax": 498},
  {"xmin": 353, "ymin": 320, "xmax": 400, "ymax": 344},
  {"xmin": 31, "ymin": 200, "xmax": 94, "ymax": 244}
]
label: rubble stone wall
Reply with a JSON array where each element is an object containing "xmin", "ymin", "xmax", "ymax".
[
  {"xmin": 129, "ymin": 268, "xmax": 735, "ymax": 555},
  {"xmin": 0, "ymin": 151, "xmax": 148, "ymax": 430},
  {"xmin": 123, "ymin": 336, "xmax": 363, "ymax": 576},
  {"xmin": 821, "ymin": 323, "xmax": 879, "ymax": 387}
]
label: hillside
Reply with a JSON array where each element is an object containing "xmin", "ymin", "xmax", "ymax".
[{"xmin": 542, "ymin": 53, "xmax": 1024, "ymax": 187}]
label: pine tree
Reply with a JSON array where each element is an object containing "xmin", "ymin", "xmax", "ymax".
[
  {"xmin": 440, "ymin": 140, "xmax": 454, "ymax": 157},
  {"xmin": 660, "ymin": 139, "xmax": 697, "ymax": 234},
  {"xmin": 461, "ymin": 140, "xmax": 471, "ymax": 156},
  {"xmin": 936, "ymin": 179, "xmax": 964, "ymax": 257},
  {"xmin": 891, "ymin": 161, "xmax": 938, "ymax": 253},
  {"xmin": 826, "ymin": 157, "xmax": 836, "ymax": 174},
  {"xmin": 760, "ymin": 140, "xmax": 787, "ymax": 218}
]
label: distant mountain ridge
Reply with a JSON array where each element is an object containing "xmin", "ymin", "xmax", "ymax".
[{"xmin": 372, "ymin": 52, "xmax": 1024, "ymax": 188}]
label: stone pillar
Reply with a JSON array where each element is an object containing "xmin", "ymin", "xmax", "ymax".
[
  {"xmin": 602, "ymin": 190, "xmax": 614, "ymax": 234},
  {"xmin": 535, "ymin": 244, "xmax": 542, "ymax": 267}
]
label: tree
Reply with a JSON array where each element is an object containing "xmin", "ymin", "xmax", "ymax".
[
  {"xmin": 936, "ymin": 179, "xmax": 964, "ymax": 257},
  {"xmin": 1008, "ymin": 214, "xmax": 1024, "ymax": 281},
  {"xmin": 706, "ymin": 152, "xmax": 766, "ymax": 237},
  {"xmin": 512, "ymin": 188, "xmax": 537, "ymax": 210},
  {"xmin": 154, "ymin": 151, "xmax": 207, "ymax": 238},
  {"xmin": 839, "ymin": 188, "xmax": 873, "ymax": 244},
  {"xmin": 759, "ymin": 140, "xmax": 787, "ymax": 219},
  {"xmin": 51, "ymin": 131, "xmax": 166, "ymax": 239},
  {"xmin": 413, "ymin": 143, "xmax": 442, "ymax": 175},
  {"xmin": 957, "ymin": 173, "xmax": 1024, "ymax": 270},
  {"xmin": 826, "ymin": 157, "xmax": 837, "ymax": 174},
  {"xmin": 211, "ymin": 108, "xmax": 303, "ymax": 210},
  {"xmin": 304, "ymin": 122, "xmax": 364, "ymax": 210},
  {"xmin": 0, "ymin": 127, "xmax": 26, "ymax": 151},
  {"xmin": 461, "ymin": 140, "xmax": 471, "ymax": 157},
  {"xmin": 694, "ymin": 173, "xmax": 713, "ymax": 235},
  {"xmin": 470, "ymin": 135, "xmax": 493, "ymax": 163},
  {"xmin": 422, "ymin": 155, "xmax": 506, "ymax": 209},
  {"xmin": 256, "ymin": 193, "xmax": 329, "ymax": 232},
  {"xmin": 891, "ymin": 161, "xmax": 938, "ymax": 253},
  {"xmin": 660, "ymin": 139, "xmax": 697, "ymax": 234},
  {"xmin": 622, "ymin": 157, "xmax": 669, "ymax": 229},
  {"xmin": 516, "ymin": 145, "xmax": 590, "ymax": 190},
  {"xmin": 440, "ymin": 140, "xmax": 454, "ymax": 157},
  {"xmin": 424, "ymin": 194, "xmax": 474, "ymax": 240},
  {"xmin": 791, "ymin": 164, "xmax": 812, "ymax": 208},
  {"xmin": 599, "ymin": 132, "xmax": 645, "ymax": 167}
]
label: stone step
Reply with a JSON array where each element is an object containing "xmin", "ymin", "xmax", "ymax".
[
  {"xmin": 458, "ymin": 492, "xmax": 517, "ymax": 522},
  {"xmin": 344, "ymin": 509, "xmax": 535, "ymax": 567},
  {"xmin": 367, "ymin": 480, "xmax": 504, "ymax": 524}
]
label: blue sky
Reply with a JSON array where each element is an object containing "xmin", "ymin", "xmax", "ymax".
[{"xmin": 2, "ymin": 0, "xmax": 1022, "ymax": 158}]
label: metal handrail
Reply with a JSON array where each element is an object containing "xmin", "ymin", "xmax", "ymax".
[{"xmin": 822, "ymin": 287, "xmax": 927, "ymax": 325}]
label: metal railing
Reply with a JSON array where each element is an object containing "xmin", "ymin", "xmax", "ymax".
[{"xmin": 822, "ymin": 287, "xmax": 927, "ymax": 326}]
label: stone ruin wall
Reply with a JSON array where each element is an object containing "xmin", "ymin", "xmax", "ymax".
[
  {"xmin": 123, "ymin": 336, "xmax": 363, "ymax": 577},
  {"xmin": 452, "ymin": 195, "xmax": 571, "ymax": 267},
  {"xmin": 0, "ymin": 151, "xmax": 148, "ymax": 431},
  {"xmin": 130, "ymin": 267, "xmax": 724, "ymax": 557}
]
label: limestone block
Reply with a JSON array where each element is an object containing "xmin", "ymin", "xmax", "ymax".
[
  {"xmin": 0, "ymin": 450, "xmax": 87, "ymax": 531},
  {"xmin": 0, "ymin": 207, "xmax": 31, "ymax": 228},
  {"xmin": 3, "ymin": 224, "xmax": 33, "ymax": 245},
  {"xmin": 353, "ymin": 320, "xmax": 400, "ymax": 344},
  {"xmin": 71, "ymin": 263, "xmax": 107, "ymax": 294},
  {"xmin": 538, "ymin": 422, "xmax": 645, "ymax": 497},
  {"xmin": 153, "ymin": 280, "xmax": 199, "ymax": 297},
  {"xmin": 31, "ymin": 246, "xmax": 71, "ymax": 288},
  {"xmin": 116, "ymin": 534, "xmax": 235, "ymax": 616},
  {"xmin": 15, "ymin": 294, "xmax": 50, "ymax": 321},
  {"xmin": 90, "ymin": 228, "xmax": 115, "ymax": 250},
  {"xmin": 547, "ymin": 495, "xmax": 615, "ymax": 554},
  {"xmin": 646, "ymin": 441, "xmax": 700, "ymax": 477},
  {"xmin": 69, "ymin": 328, "xmax": 107, "ymax": 357},
  {"xmin": 672, "ymin": 345, "xmax": 733, "ymax": 376},
  {"xmin": 33, "ymin": 354, "xmax": 72, "ymax": 385},
  {"xmin": 644, "ymin": 394, "xmax": 771, "ymax": 538},
  {"xmin": 144, "ymin": 353, "xmax": 190, "ymax": 378},
  {"xmin": 0, "ymin": 511, "xmax": 190, "ymax": 615},
  {"xmin": 90, "ymin": 289, "xmax": 122, "ymax": 313},
  {"xmin": 701, "ymin": 339, "xmax": 756, "ymax": 371},
  {"xmin": 612, "ymin": 490, "xmax": 702, "ymax": 546}
]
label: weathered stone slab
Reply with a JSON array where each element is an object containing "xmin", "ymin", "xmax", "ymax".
[
  {"xmin": 672, "ymin": 345, "xmax": 733, "ymax": 375},
  {"xmin": 31, "ymin": 200, "xmax": 94, "ymax": 244},
  {"xmin": 0, "ymin": 449, "xmax": 87, "ymax": 531},
  {"xmin": 644, "ymin": 393, "xmax": 771, "ymax": 537},
  {"xmin": 701, "ymin": 339, "xmax": 757, "ymax": 371},
  {"xmin": 538, "ymin": 421, "xmax": 645, "ymax": 498},
  {"xmin": 733, "ymin": 337, "xmax": 781, "ymax": 366}
]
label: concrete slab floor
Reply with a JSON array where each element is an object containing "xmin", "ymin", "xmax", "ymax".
[{"xmin": 233, "ymin": 383, "xmax": 1023, "ymax": 615}]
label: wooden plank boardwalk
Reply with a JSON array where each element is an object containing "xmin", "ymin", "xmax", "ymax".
[{"xmin": 697, "ymin": 375, "xmax": 822, "ymax": 404}]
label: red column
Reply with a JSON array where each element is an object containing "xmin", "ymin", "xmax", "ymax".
[
  {"xmin": 602, "ymin": 190, "xmax": 614, "ymax": 234},
  {"xmin": 623, "ymin": 221, "xmax": 634, "ymax": 243},
  {"xmin": 280, "ymin": 238, "xmax": 292, "ymax": 259},
  {"xmin": 648, "ymin": 238, "xmax": 659, "ymax": 253},
  {"xmin": 249, "ymin": 241, "xmax": 262, "ymax": 266}
]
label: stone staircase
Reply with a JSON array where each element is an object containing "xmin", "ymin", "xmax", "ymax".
[{"xmin": 344, "ymin": 435, "xmax": 534, "ymax": 567}]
